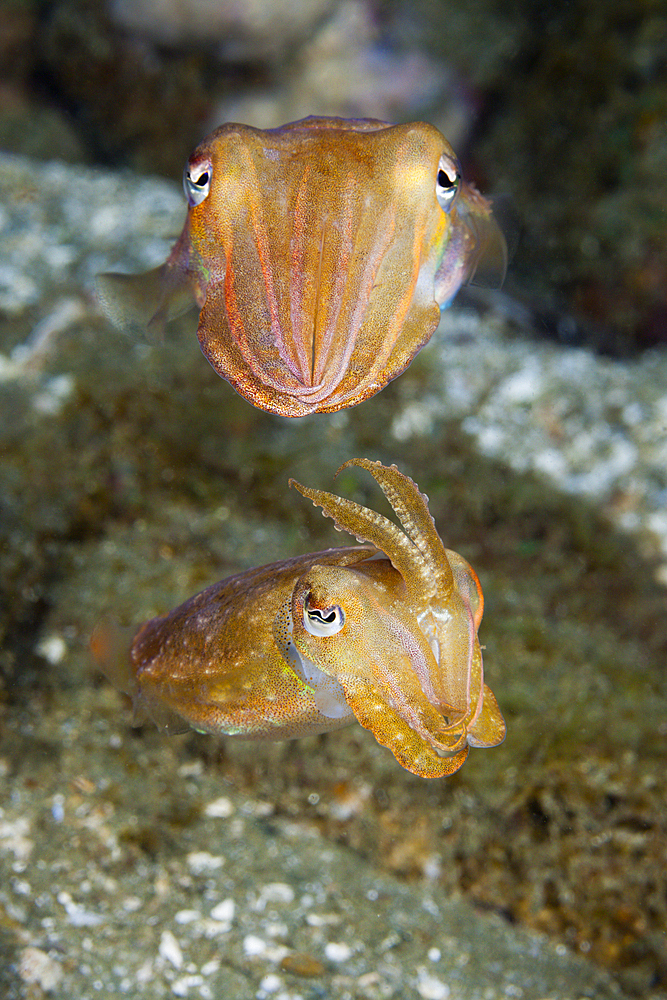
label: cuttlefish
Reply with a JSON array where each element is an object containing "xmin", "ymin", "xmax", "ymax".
[
  {"xmin": 98, "ymin": 116, "xmax": 505, "ymax": 417},
  {"xmin": 93, "ymin": 459, "xmax": 505, "ymax": 778}
]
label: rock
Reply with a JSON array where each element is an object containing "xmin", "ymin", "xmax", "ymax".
[{"xmin": 109, "ymin": 0, "xmax": 336, "ymax": 59}]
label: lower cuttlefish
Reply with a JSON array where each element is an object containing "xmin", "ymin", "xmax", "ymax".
[{"xmin": 94, "ymin": 459, "xmax": 505, "ymax": 778}]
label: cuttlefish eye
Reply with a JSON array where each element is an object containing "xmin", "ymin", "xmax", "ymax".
[
  {"xmin": 435, "ymin": 154, "xmax": 460, "ymax": 211},
  {"xmin": 303, "ymin": 598, "xmax": 345, "ymax": 637},
  {"xmin": 183, "ymin": 160, "xmax": 212, "ymax": 207}
]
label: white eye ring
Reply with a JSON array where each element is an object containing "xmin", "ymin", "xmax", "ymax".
[
  {"xmin": 435, "ymin": 155, "xmax": 460, "ymax": 211},
  {"xmin": 303, "ymin": 599, "xmax": 345, "ymax": 637},
  {"xmin": 183, "ymin": 160, "xmax": 211, "ymax": 206}
]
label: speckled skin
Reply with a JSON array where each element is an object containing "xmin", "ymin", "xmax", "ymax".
[
  {"xmin": 128, "ymin": 547, "xmax": 371, "ymax": 740},
  {"xmin": 98, "ymin": 117, "xmax": 504, "ymax": 416},
  {"xmin": 99, "ymin": 460, "xmax": 505, "ymax": 778}
]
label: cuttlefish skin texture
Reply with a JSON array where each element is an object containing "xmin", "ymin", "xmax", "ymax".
[
  {"xmin": 98, "ymin": 117, "xmax": 505, "ymax": 417},
  {"xmin": 95, "ymin": 460, "xmax": 505, "ymax": 778}
]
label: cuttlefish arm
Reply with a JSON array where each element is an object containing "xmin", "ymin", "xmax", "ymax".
[{"xmin": 289, "ymin": 459, "xmax": 505, "ymax": 777}]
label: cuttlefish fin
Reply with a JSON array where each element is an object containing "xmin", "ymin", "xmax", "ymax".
[
  {"xmin": 96, "ymin": 260, "xmax": 197, "ymax": 338},
  {"xmin": 463, "ymin": 213, "xmax": 508, "ymax": 289},
  {"xmin": 90, "ymin": 619, "xmax": 190, "ymax": 735},
  {"xmin": 458, "ymin": 185, "xmax": 509, "ymax": 290}
]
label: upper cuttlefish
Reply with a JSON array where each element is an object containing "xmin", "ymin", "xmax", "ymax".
[{"xmin": 97, "ymin": 116, "xmax": 506, "ymax": 417}]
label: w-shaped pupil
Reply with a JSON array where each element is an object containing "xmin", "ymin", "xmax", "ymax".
[{"xmin": 311, "ymin": 608, "xmax": 337, "ymax": 623}]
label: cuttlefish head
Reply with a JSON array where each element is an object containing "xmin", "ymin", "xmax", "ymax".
[
  {"xmin": 98, "ymin": 116, "xmax": 505, "ymax": 416},
  {"xmin": 288, "ymin": 459, "xmax": 505, "ymax": 777}
]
